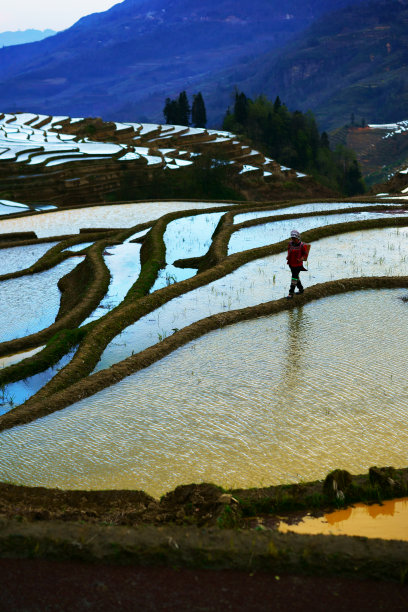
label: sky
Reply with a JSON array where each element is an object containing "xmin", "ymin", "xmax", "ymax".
[{"xmin": 0, "ymin": 1, "xmax": 122, "ymax": 32}]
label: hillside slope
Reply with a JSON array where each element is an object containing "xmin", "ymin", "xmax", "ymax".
[
  {"xmin": 0, "ymin": 112, "xmax": 330, "ymax": 206},
  {"xmin": 333, "ymin": 121, "xmax": 408, "ymax": 185},
  {"xmin": 0, "ymin": 0, "xmax": 368, "ymax": 123},
  {"xmin": 208, "ymin": 0, "xmax": 408, "ymax": 130}
]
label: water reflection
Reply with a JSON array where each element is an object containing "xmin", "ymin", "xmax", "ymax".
[
  {"xmin": 150, "ymin": 212, "xmax": 223, "ymax": 292},
  {"xmin": 81, "ymin": 242, "xmax": 142, "ymax": 325},
  {"xmin": 232, "ymin": 202, "xmax": 402, "ymax": 224},
  {"xmin": 0, "ymin": 348, "xmax": 77, "ymax": 415},
  {"xmin": 273, "ymin": 307, "xmax": 309, "ymax": 423},
  {"xmin": 0, "ymin": 345, "xmax": 45, "ymax": 369},
  {"xmin": 0, "ymin": 242, "xmax": 58, "ymax": 276},
  {"xmin": 283, "ymin": 306, "xmax": 308, "ymax": 379},
  {"xmin": 0, "ymin": 257, "xmax": 84, "ymax": 342},
  {"xmin": 278, "ymin": 498, "xmax": 408, "ymax": 541},
  {"xmin": 0, "ymin": 201, "xmax": 232, "ymax": 238}
]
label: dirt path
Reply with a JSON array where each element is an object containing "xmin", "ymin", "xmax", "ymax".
[{"xmin": 1, "ymin": 558, "xmax": 407, "ymax": 611}]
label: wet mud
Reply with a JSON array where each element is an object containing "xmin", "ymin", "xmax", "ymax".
[{"xmin": 1, "ymin": 471, "xmax": 408, "ymax": 582}]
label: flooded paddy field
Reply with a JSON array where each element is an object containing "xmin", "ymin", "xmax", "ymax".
[
  {"xmin": 151, "ymin": 212, "xmax": 223, "ymax": 290},
  {"xmin": 80, "ymin": 240, "xmax": 142, "ymax": 326},
  {"xmin": 0, "ymin": 289, "xmax": 407, "ymax": 496},
  {"xmin": 0, "ymin": 242, "xmax": 58, "ymax": 276},
  {"xmin": 0, "ymin": 257, "xmax": 83, "ymax": 342},
  {"xmin": 0, "ymin": 202, "xmax": 29, "ymax": 216},
  {"xmin": 162, "ymin": 212, "xmax": 224, "ymax": 262},
  {"xmin": 0, "ymin": 346, "xmax": 44, "ymax": 370},
  {"xmin": 0, "ymin": 199, "xmax": 407, "ymax": 515},
  {"xmin": 228, "ymin": 210, "xmax": 408, "ymax": 254},
  {"xmin": 232, "ymin": 200, "xmax": 405, "ymax": 223},
  {"xmin": 97, "ymin": 226, "xmax": 408, "ymax": 369},
  {"xmin": 0, "ymin": 200, "xmax": 233, "ymax": 238},
  {"xmin": 0, "ymin": 348, "xmax": 76, "ymax": 414}
]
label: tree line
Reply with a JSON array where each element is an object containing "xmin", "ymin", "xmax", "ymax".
[
  {"xmin": 223, "ymin": 91, "xmax": 365, "ymax": 195},
  {"xmin": 162, "ymin": 89, "xmax": 366, "ymax": 195},
  {"xmin": 163, "ymin": 91, "xmax": 207, "ymax": 128}
]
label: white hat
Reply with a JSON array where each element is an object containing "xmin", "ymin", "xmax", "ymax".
[{"xmin": 290, "ymin": 230, "xmax": 300, "ymax": 239}]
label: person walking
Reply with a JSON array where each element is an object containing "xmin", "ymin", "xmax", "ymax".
[{"xmin": 286, "ymin": 229, "xmax": 308, "ymax": 299}]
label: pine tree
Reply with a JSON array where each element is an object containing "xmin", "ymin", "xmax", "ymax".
[
  {"xmin": 344, "ymin": 159, "xmax": 366, "ymax": 195},
  {"xmin": 234, "ymin": 91, "xmax": 248, "ymax": 125},
  {"xmin": 192, "ymin": 92, "xmax": 207, "ymax": 128},
  {"xmin": 178, "ymin": 91, "xmax": 190, "ymax": 126},
  {"xmin": 273, "ymin": 96, "xmax": 282, "ymax": 112},
  {"xmin": 320, "ymin": 131, "xmax": 330, "ymax": 149},
  {"xmin": 163, "ymin": 98, "xmax": 173, "ymax": 124},
  {"xmin": 163, "ymin": 97, "xmax": 180, "ymax": 124}
]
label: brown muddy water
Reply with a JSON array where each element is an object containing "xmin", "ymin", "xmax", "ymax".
[
  {"xmin": 0, "ymin": 289, "xmax": 407, "ymax": 497},
  {"xmin": 278, "ymin": 498, "xmax": 408, "ymax": 541}
]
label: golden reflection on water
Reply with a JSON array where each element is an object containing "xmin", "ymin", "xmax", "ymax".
[
  {"xmin": 278, "ymin": 498, "xmax": 408, "ymax": 541},
  {"xmin": 0, "ymin": 289, "xmax": 408, "ymax": 496}
]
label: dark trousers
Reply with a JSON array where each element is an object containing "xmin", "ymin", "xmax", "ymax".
[{"xmin": 289, "ymin": 266, "xmax": 304, "ymax": 294}]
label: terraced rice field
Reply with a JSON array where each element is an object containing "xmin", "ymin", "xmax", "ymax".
[
  {"xmin": 0, "ymin": 197, "xmax": 407, "ymax": 496},
  {"xmin": 0, "ymin": 112, "xmax": 301, "ymax": 209}
]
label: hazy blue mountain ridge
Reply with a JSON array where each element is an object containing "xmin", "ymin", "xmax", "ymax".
[
  {"xmin": 0, "ymin": 0, "xmax": 375, "ymax": 123},
  {"xmin": 0, "ymin": 29, "xmax": 56, "ymax": 47}
]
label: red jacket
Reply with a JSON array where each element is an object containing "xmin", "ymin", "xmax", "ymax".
[{"xmin": 287, "ymin": 240, "xmax": 308, "ymax": 267}]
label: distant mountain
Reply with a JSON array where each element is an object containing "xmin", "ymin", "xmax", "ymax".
[
  {"xmin": 0, "ymin": 0, "xmax": 368, "ymax": 123},
  {"xmin": 205, "ymin": 0, "xmax": 408, "ymax": 130},
  {"xmin": 0, "ymin": 29, "xmax": 56, "ymax": 47}
]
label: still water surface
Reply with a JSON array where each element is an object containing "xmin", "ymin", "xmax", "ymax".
[
  {"xmin": 232, "ymin": 201, "xmax": 402, "ymax": 224},
  {"xmin": 0, "ymin": 242, "xmax": 58, "ymax": 276},
  {"xmin": 0, "ymin": 201, "xmax": 232, "ymax": 238},
  {"xmin": 0, "ymin": 349, "xmax": 77, "ymax": 415},
  {"xmin": 228, "ymin": 211, "xmax": 408, "ymax": 254},
  {"xmin": 278, "ymin": 498, "xmax": 408, "ymax": 541},
  {"xmin": 151, "ymin": 212, "xmax": 223, "ymax": 291},
  {"xmin": 0, "ymin": 290, "xmax": 407, "ymax": 496},
  {"xmin": 0, "ymin": 258, "xmax": 83, "ymax": 342}
]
